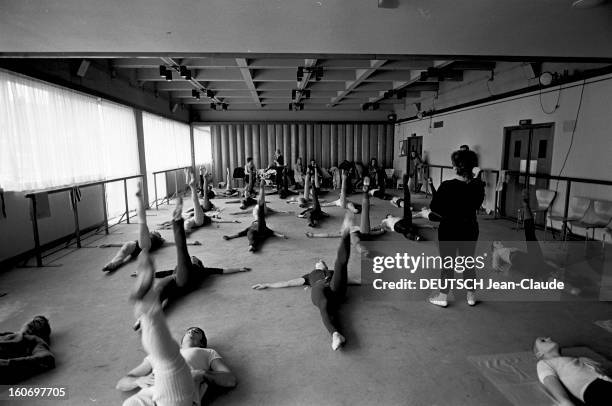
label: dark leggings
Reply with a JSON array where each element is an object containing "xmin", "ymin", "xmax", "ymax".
[
  {"xmin": 158, "ymin": 219, "xmax": 214, "ymax": 304},
  {"xmin": 583, "ymin": 378, "xmax": 612, "ymax": 406},
  {"xmin": 310, "ymin": 233, "xmax": 350, "ymax": 334},
  {"xmin": 394, "ymin": 175, "xmax": 419, "ymax": 239},
  {"xmin": 306, "ymin": 184, "xmax": 324, "ymax": 226},
  {"xmin": 244, "ymin": 198, "xmax": 273, "ymax": 249},
  {"xmin": 511, "ymin": 218, "xmax": 552, "ymax": 280},
  {"xmin": 438, "ymin": 224, "xmax": 478, "ymax": 294}
]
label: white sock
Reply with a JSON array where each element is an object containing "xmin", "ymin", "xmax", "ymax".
[{"xmin": 331, "ymin": 332, "xmax": 345, "ymax": 350}]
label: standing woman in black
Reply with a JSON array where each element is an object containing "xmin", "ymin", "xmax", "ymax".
[{"xmin": 428, "ymin": 150, "xmax": 484, "ymax": 308}]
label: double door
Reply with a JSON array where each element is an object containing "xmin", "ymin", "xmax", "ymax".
[{"xmin": 502, "ymin": 124, "xmax": 554, "ymax": 223}]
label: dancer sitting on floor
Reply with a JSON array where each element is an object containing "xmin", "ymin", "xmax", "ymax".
[
  {"xmin": 534, "ymin": 337, "xmax": 612, "ymax": 406},
  {"xmin": 222, "ymin": 181, "xmax": 287, "ymax": 252},
  {"xmin": 252, "ymin": 213, "xmax": 358, "ymax": 351},
  {"xmin": 321, "ymin": 169, "xmax": 361, "ymax": 214},
  {"xmin": 0, "ymin": 315, "xmax": 54, "ymax": 384},
  {"xmin": 125, "ymin": 243, "xmax": 237, "ymax": 406},
  {"xmin": 297, "ymin": 171, "xmax": 329, "ymax": 227}
]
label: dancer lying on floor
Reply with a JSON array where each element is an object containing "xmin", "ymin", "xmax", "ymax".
[
  {"xmin": 367, "ymin": 170, "xmax": 393, "ymax": 200},
  {"xmin": 534, "ymin": 337, "xmax": 612, "ymax": 406},
  {"xmin": 101, "ymin": 231, "xmax": 166, "ymax": 272},
  {"xmin": 134, "ymin": 196, "xmax": 250, "ymax": 330},
  {"xmin": 321, "ymin": 170, "xmax": 361, "ymax": 214},
  {"xmin": 491, "ymin": 190, "xmax": 579, "ymax": 295},
  {"xmin": 305, "ymin": 177, "xmax": 384, "ymax": 247},
  {"xmin": 118, "ymin": 325, "xmax": 236, "ymax": 406},
  {"xmin": 159, "ymin": 170, "xmax": 239, "ymax": 233},
  {"xmin": 252, "ymin": 213, "xmax": 358, "ymax": 351},
  {"xmin": 195, "ymin": 168, "xmax": 215, "ymax": 211},
  {"xmin": 391, "ymin": 177, "xmax": 436, "ymax": 208},
  {"xmin": 381, "ymin": 174, "xmax": 434, "ymax": 241},
  {"xmin": 213, "ymin": 168, "xmax": 239, "ymax": 198},
  {"xmin": 101, "ymin": 233, "xmax": 205, "ymax": 273},
  {"xmin": 222, "ymin": 181, "xmax": 287, "ymax": 252},
  {"xmin": 297, "ymin": 174, "xmax": 329, "ymax": 227},
  {"xmin": 286, "ymin": 171, "xmax": 314, "ymax": 207},
  {"xmin": 225, "ymin": 189, "xmax": 271, "ymax": 211},
  {"xmin": 124, "ymin": 247, "xmax": 236, "ymax": 406},
  {"xmin": 229, "ymin": 204, "xmax": 289, "ymax": 217},
  {"xmin": 277, "ymin": 167, "xmax": 298, "ymax": 199},
  {"xmin": 0, "ymin": 315, "xmax": 54, "ymax": 384},
  {"xmin": 198, "ymin": 166, "xmax": 217, "ymax": 200}
]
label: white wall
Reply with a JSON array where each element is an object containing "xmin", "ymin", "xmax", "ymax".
[
  {"xmin": 394, "ymin": 73, "xmax": 612, "ymax": 239},
  {"xmin": 0, "ymin": 187, "xmax": 105, "ymax": 263}
]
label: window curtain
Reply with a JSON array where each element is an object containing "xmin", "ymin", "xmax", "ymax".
[
  {"xmin": 142, "ymin": 112, "xmax": 191, "ymax": 204},
  {"xmin": 193, "ymin": 125, "xmax": 213, "ymax": 172},
  {"xmin": 0, "ymin": 69, "xmax": 139, "ymax": 192}
]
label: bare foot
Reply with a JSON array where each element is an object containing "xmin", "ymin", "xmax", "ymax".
[{"xmin": 187, "ymin": 169, "xmax": 196, "ymax": 188}]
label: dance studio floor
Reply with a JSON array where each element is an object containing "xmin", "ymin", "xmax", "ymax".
[{"xmin": 1, "ymin": 189, "xmax": 611, "ymax": 405}]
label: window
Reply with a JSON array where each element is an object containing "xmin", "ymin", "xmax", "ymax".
[
  {"xmin": 142, "ymin": 112, "xmax": 191, "ymax": 204},
  {"xmin": 0, "ymin": 69, "xmax": 139, "ymax": 191},
  {"xmin": 193, "ymin": 126, "xmax": 213, "ymax": 171},
  {"xmin": 513, "ymin": 140, "xmax": 522, "ymax": 158},
  {"xmin": 538, "ymin": 139, "xmax": 548, "ymax": 159}
]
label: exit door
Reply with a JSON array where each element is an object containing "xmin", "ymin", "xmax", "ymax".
[{"xmin": 502, "ymin": 124, "xmax": 555, "ymax": 224}]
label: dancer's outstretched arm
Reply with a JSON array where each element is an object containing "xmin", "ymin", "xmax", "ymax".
[
  {"xmin": 252, "ymin": 277, "xmax": 305, "ymax": 289},
  {"xmin": 305, "ymin": 231, "xmax": 341, "ymax": 238}
]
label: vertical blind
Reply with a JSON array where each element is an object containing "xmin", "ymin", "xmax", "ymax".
[
  {"xmin": 0, "ymin": 69, "xmax": 139, "ymax": 191},
  {"xmin": 209, "ymin": 123, "xmax": 394, "ymax": 182}
]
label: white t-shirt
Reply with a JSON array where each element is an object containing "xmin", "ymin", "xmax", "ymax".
[
  {"xmin": 381, "ymin": 217, "xmax": 400, "ymax": 232},
  {"xmin": 182, "ymin": 347, "xmax": 222, "ymax": 406},
  {"xmin": 145, "ymin": 347, "xmax": 222, "ymax": 406},
  {"xmin": 537, "ymin": 356, "xmax": 611, "ymax": 401}
]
